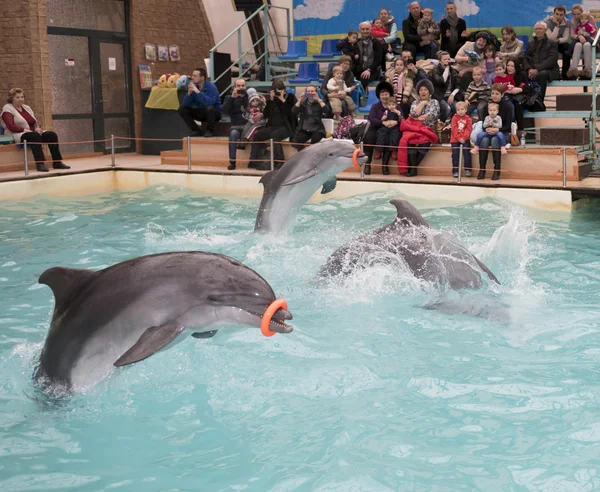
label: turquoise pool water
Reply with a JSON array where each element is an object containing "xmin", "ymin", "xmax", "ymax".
[{"xmin": 1, "ymin": 186, "xmax": 600, "ymax": 491}]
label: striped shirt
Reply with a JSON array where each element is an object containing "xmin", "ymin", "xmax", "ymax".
[{"xmin": 465, "ymin": 81, "xmax": 491, "ymax": 104}]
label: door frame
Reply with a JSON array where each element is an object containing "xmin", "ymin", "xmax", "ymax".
[{"xmin": 47, "ymin": 1, "xmax": 135, "ymax": 153}]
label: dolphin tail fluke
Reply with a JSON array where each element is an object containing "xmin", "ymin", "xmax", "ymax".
[
  {"xmin": 114, "ymin": 324, "xmax": 185, "ymax": 367},
  {"xmin": 474, "ymin": 257, "xmax": 501, "ymax": 285}
]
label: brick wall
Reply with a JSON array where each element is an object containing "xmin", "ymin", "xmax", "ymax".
[
  {"xmin": 0, "ymin": 0, "xmax": 52, "ymax": 128},
  {"xmin": 129, "ymin": 0, "xmax": 215, "ymax": 150}
]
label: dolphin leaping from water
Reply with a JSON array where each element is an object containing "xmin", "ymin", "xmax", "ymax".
[
  {"xmin": 319, "ymin": 199, "xmax": 499, "ymax": 290},
  {"xmin": 34, "ymin": 252, "xmax": 293, "ymax": 393},
  {"xmin": 254, "ymin": 139, "xmax": 367, "ymax": 234}
]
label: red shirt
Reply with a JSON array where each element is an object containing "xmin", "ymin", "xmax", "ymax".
[
  {"xmin": 371, "ymin": 25, "xmax": 388, "ymax": 39},
  {"xmin": 451, "ymin": 114, "xmax": 472, "ymax": 143},
  {"xmin": 1, "ymin": 107, "xmax": 37, "ymax": 133},
  {"xmin": 493, "ymin": 74, "xmax": 516, "ymax": 90}
]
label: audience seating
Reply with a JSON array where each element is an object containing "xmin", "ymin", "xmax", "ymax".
[
  {"xmin": 289, "ymin": 62, "xmax": 321, "ymax": 84},
  {"xmin": 357, "ymin": 89, "xmax": 379, "ymax": 114},
  {"xmin": 279, "ymin": 40, "xmax": 307, "ymax": 60},
  {"xmin": 0, "ymin": 127, "xmax": 14, "ymax": 145},
  {"xmin": 314, "ymin": 39, "xmax": 340, "ymax": 59},
  {"xmin": 517, "ymin": 35, "xmax": 529, "ymax": 51}
]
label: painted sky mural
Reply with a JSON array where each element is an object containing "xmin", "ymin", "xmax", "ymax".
[{"xmin": 292, "ymin": 0, "xmax": 600, "ymax": 36}]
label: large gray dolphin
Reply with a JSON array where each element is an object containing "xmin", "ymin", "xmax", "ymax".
[
  {"xmin": 34, "ymin": 252, "xmax": 293, "ymax": 393},
  {"xmin": 254, "ymin": 139, "xmax": 367, "ymax": 234},
  {"xmin": 319, "ymin": 199, "xmax": 499, "ymax": 289}
]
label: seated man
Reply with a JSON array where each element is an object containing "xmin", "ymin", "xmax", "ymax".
[
  {"xmin": 544, "ymin": 5, "xmax": 571, "ymax": 80},
  {"xmin": 177, "ymin": 68, "xmax": 222, "ymax": 137},
  {"xmin": 523, "ymin": 22, "xmax": 560, "ymax": 101}
]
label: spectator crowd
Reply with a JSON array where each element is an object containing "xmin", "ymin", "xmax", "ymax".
[{"xmin": 176, "ymin": 2, "xmax": 598, "ymax": 181}]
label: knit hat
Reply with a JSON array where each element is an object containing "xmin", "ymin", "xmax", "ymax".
[
  {"xmin": 415, "ymin": 79, "xmax": 434, "ymax": 97},
  {"xmin": 246, "ymin": 87, "xmax": 258, "ymax": 99},
  {"xmin": 375, "ymin": 81, "xmax": 394, "ymax": 99}
]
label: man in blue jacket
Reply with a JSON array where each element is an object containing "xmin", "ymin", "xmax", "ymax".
[{"xmin": 178, "ymin": 67, "xmax": 222, "ymax": 137}]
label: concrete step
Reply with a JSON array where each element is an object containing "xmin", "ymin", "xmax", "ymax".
[
  {"xmin": 540, "ymin": 127, "xmax": 590, "ymax": 146},
  {"xmin": 556, "ymin": 93, "xmax": 600, "ymax": 111},
  {"xmin": 161, "ymin": 139, "xmax": 585, "ymax": 181}
]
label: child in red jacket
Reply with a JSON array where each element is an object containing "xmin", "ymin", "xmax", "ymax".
[{"xmin": 450, "ymin": 101, "xmax": 472, "ymax": 177}]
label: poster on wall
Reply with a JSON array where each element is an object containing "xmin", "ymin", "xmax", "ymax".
[
  {"xmin": 145, "ymin": 43, "xmax": 157, "ymax": 62},
  {"xmin": 158, "ymin": 45, "xmax": 169, "ymax": 61},
  {"xmin": 139, "ymin": 64, "xmax": 153, "ymax": 89},
  {"xmin": 291, "ymin": 0, "xmax": 583, "ymax": 46},
  {"xmin": 169, "ymin": 45, "xmax": 180, "ymax": 62}
]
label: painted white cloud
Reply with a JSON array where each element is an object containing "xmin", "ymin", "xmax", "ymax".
[
  {"xmin": 293, "ymin": 0, "xmax": 346, "ymax": 21},
  {"xmin": 454, "ymin": 0, "xmax": 480, "ymax": 17}
]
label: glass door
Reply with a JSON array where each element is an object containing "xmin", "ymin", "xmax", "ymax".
[{"xmin": 47, "ymin": 0, "xmax": 133, "ymax": 154}]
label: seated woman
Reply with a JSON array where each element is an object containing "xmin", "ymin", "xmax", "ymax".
[
  {"xmin": 497, "ymin": 26, "xmax": 524, "ymax": 63},
  {"xmin": 222, "ymin": 78, "xmax": 249, "ymax": 170},
  {"xmin": 362, "ymin": 81, "xmax": 394, "ymax": 175},
  {"xmin": 248, "ymin": 80, "xmax": 297, "ymax": 171},
  {"xmin": 430, "ymin": 50, "xmax": 461, "ymax": 123},
  {"xmin": 504, "ymin": 59, "xmax": 526, "ymax": 130},
  {"xmin": 567, "ymin": 10, "xmax": 598, "ymax": 79},
  {"xmin": 385, "ymin": 57, "xmax": 414, "ymax": 118},
  {"xmin": 0, "ymin": 88, "xmax": 69, "ymax": 172},
  {"xmin": 474, "ymin": 83, "xmax": 514, "ymax": 180},
  {"xmin": 398, "ymin": 79, "xmax": 440, "ymax": 177},
  {"xmin": 291, "ymin": 85, "xmax": 330, "ymax": 151},
  {"xmin": 321, "ymin": 55, "xmax": 356, "ymax": 116}
]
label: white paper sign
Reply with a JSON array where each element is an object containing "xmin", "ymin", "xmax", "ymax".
[
  {"xmin": 65, "ymin": 58, "xmax": 75, "ymax": 66},
  {"xmin": 108, "ymin": 57, "xmax": 116, "ymax": 71}
]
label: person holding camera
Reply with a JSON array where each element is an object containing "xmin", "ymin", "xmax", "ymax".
[
  {"xmin": 248, "ymin": 80, "xmax": 297, "ymax": 170},
  {"xmin": 430, "ymin": 50, "xmax": 462, "ymax": 122},
  {"xmin": 291, "ymin": 85, "xmax": 330, "ymax": 151},
  {"xmin": 222, "ymin": 78, "xmax": 249, "ymax": 170},
  {"xmin": 178, "ymin": 67, "xmax": 222, "ymax": 138}
]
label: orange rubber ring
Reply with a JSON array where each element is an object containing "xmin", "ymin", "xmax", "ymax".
[
  {"xmin": 261, "ymin": 299, "xmax": 288, "ymax": 337},
  {"xmin": 352, "ymin": 147, "xmax": 362, "ymax": 168}
]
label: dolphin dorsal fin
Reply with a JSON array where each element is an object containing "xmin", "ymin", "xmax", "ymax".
[
  {"xmin": 390, "ymin": 200, "xmax": 430, "ymax": 227},
  {"xmin": 39, "ymin": 267, "xmax": 96, "ymax": 306},
  {"xmin": 259, "ymin": 171, "xmax": 277, "ymax": 187}
]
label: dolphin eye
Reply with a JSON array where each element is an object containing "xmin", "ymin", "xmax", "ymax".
[{"xmin": 329, "ymin": 153, "xmax": 334, "ymax": 156}]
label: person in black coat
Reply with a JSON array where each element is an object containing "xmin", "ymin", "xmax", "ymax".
[
  {"xmin": 222, "ymin": 79, "xmax": 249, "ymax": 170},
  {"xmin": 522, "ymin": 23, "xmax": 560, "ymax": 101},
  {"xmin": 439, "ymin": 1, "xmax": 469, "ymax": 57},
  {"xmin": 248, "ymin": 80, "xmax": 297, "ymax": 170},
  {"xmin": 430, "ymin": 50, "xmax": 462, "ymax": 121},
  {"xmin": 353, "ymin": 22, "xmax": 384, "ymax": 90},
  {"xmin": 402, "ymin": 2, "xmax": 424, "ymax": 60},
  {"xmin": 291, "ymin": 86, "xmax": 330, "ymax": 151},
  {"xmin": 336, "ymin": 31, "xmax": 360, "ymax": 70}
]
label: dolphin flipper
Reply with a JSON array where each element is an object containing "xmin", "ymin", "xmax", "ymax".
[
  {"xmin": 114, "ymin": 324, "xmax": 184, "ymax": 367},
  {"xmin": 192, "ymin": 330, "xmax": 218, "ymax": 339},
  {"xmin": 474, "ymin": 256, "xmax": 501, "ymax": 284},
  {"xmin": 280, "ymin": 169, "xmax": 319, "ymax": 186},
  {"xmin": 321, "ymin": 177, "xmax": 337, "ymax": 194}
]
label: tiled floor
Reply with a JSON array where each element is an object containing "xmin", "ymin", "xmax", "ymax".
[{"xmin": 0, "ymin": 153, "xmax": 595, "ymax": 192}]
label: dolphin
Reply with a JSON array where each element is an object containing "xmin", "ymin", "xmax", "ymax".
[
  {"xmin": 34, "ymin": 252, "xmax": 293, "ymax": 393},
  {"xmin": 318, "ymin": 199, "xmax": 499, "ymax": 290},
  {"xmin": 254, "ymin": 139, "xmax": 367, "ymax": 234}
]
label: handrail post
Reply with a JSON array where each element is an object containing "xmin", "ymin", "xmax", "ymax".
[
  {"xmin": 592, "ymin": 35, "xmax": 599, "ymax": 168},
  {"xmin": 209, "ymin": 49, "xmax": 215, "ymax": 81},
  {"xmin": 263, "ymin": 5, "xmax": 270, "ymax": 82},
  {"xmin": 23, "ymin": 141, "xmax": 29, "ymax": 176},
  {"xmin": 237, "ymin": 30, "xmax": 242, "ymax": 77},
  {"xmin": 286, "ymin": 8, "xmax": 291, "ymax": 44},
  {"xmin": 269, "ymin": 138, "xmax": 274, "ymax": 170},
  {"xmin": 110, "ymin": 135, "xmax": 115, "ymax": 168},
  {"xmin": 562, "ymin": 147, "xmax": 567, "ymax": 188},
  {"xmin": 457, "ymin": 144, "xmax": 463, "ymax": 184},
  {"xmin": 360, "ymin": 142, "xmax": 365, "ymax": 178},
  {"xmin": 187, "ymin": 136, "xmax": 192, "ymax": 171}
]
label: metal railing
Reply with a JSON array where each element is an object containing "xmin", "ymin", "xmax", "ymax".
[
  {"xmin": 591, "ymin": 29, "xmax": 600, "ymax": 168},
  {"xmin": 209, "ymin": 4, "xmax": 291, "ymax": 97}
]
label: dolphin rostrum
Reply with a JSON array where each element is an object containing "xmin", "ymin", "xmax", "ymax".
[
  {"xmin": 254, "ymin": 139, "xmax": 367, "ymax": 234},
  {"xmin": 319, "ymin": 199, "xmax": 499, "ymax": 290},
  {"xmin": 34, "ymin": 252, "xmax": 293, "ymax": 393}
]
